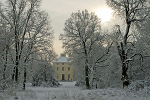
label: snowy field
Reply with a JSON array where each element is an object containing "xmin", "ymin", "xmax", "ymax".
[{"xmin": 0, "ymin": 81, "xmax": 150, "ymax": 100}]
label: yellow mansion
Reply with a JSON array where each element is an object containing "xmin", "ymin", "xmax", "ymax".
[{"xmin": 53, "ymin": 53, "xmax": 73, "ymax": 81}]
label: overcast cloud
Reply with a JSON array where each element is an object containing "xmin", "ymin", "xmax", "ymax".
[{"xmin": 40, "ymin": 0, "xmax": 122, "ymax": 55}]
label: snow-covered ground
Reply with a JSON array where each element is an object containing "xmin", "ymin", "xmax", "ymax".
[{"xmin": 1, "ymin": 81, "xmax": 150, "ymax": 100}]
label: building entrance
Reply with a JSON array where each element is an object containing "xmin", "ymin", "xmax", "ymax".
[{"xmin": 62, "ymin": 74, "xmax": 65, "ymax": 80}]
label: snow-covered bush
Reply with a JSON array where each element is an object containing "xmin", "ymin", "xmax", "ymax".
[
  {"xmin": 30, "ymin": 51, "xmax": 58, "ymax": 87},
  {"xmin": 127, "ymin": 80, "xmax": 150, "ymax": 92},
  {"xmin": 0, "ymin": 78, "xmax": 13, "ymax": 90},
  {"xmin": 32, "ymin": 67, "xmax": 60, "ymax": 87},
  {"xmin": 32, "ymin": 76, "xmax": 60, "ymax": 87}
]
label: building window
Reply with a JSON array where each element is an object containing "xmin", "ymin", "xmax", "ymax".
[
  {"xmin": 57, "ymin": 63, "xmax": 59, "ymax": 65},
  {"xmin": 62, "ymin": 63, "xmax": 64, "ymax": 65},
  {"xmin": 68, "ymin": 67, "xmax": 70, "ymax": 71},
  {"xmin": 68, "ymin": 74, "xmax": 70, "ymax": 80},
  {"xmin": 57, "ymin": 67, "xmax": 59, "ymax": 71},
  {"xmin": 62, "ymin": 67, "xmax": 64, "ymax": 71},
  {"xmin": 57, "ymin": 74, "xmax": 59, "ymax": 79}
]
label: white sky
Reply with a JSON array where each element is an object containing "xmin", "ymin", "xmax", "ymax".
[{"xmin": 40, "ymin": 0, "xmax": 123, "ymax": 55}]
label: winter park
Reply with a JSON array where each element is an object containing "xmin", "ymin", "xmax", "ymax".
[{"xmin": 0, "ymin": 0, "xmax": 150, "ymax": 100}]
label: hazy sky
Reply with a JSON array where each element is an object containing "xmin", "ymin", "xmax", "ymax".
[{"xmin": 40, "ymin": 0, "xmax": 122, "ymax": 55}]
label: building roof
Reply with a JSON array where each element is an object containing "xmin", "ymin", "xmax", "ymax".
[{"xmin": 53, "ymin": 53, "xmax": 71, "ymax": 63}]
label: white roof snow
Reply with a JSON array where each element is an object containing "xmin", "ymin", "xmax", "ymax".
[{"xmin": 53, "ymin": 54, "xmax": 71, "ymax": 63}]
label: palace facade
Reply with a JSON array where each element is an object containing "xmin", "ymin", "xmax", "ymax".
[{"xmin": 53, "ymin": 53, "xmax": 73, "ymax": 81}]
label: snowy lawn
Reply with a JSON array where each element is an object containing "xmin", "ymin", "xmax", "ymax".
[{"xmin": 0, "ymin": 81, "xmax": 150, "ymax": 100}]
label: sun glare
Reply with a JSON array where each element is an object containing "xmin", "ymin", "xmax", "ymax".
[{"xmin": 95, "ymin": 8, "xmax": 113, "ymax": 23}]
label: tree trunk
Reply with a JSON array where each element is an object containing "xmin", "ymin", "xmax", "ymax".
[
  {"xmin": 44, "ymin": 72, "xmax": 47, "ymax": 82},
  {"xmin": 12, "ymin": 4, "xmax": 19, "ymax": 82},
  {"xmin": 3, "ymin": 65, "xmax": 6, "ymax": 80},
  {"xmin": 12, "ymin": 31, "xmax": 19, "ymax": 82},
  {"xmin": 23, "ymin": 68, "xmax": 26, "ymax": 90},
  {"xmin": 124, "ymin": 23, "xmax": 131, "ymax": 45},
  {"xmin": 3, "ymin": 45, "xmax": 8, "ymax": 80},
  {"xmin": 121, "ymin": 22, "xmax": 131, "ymax": 88},
  {"xmin": 85, "ymin": 65, "xmax": 90, "ymax": 89},
  {"xmin": 116, "ymin": 20, "xmax": 131, "ymax": 88},
  {"xmin": 117, "ymin": 42, "xmax": 129, "ymax": 88},
  {"xmin": 12, "ymin": 62, "xmax": 19, "ymax": 82}
]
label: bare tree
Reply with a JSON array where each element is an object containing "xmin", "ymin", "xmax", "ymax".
[
  {"xmin": 133, "ymin": 17, "xmax": 150, "ymax": 83},
  {"xmin": 0, "ymin": 11, "xmax": 14, "ymax": 90},
  {"xmin": 0, "ymin": 0, "xmax": 55, "ymax": 90},
  {"xmin": 106, "ymin": 0, "xmax": 150, "ymax": 88},
  {"xmin": 60, "ymin": 10, "xmax": 101, "ymax": 89},
  {"xmin": 60, "ymin": 10, "xmax": 113, "ymax": 89}
]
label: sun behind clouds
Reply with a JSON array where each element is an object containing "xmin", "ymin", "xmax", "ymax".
[{"xmin": 95, "ymin": 8, "xmax": 113, "ymax": 23}]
